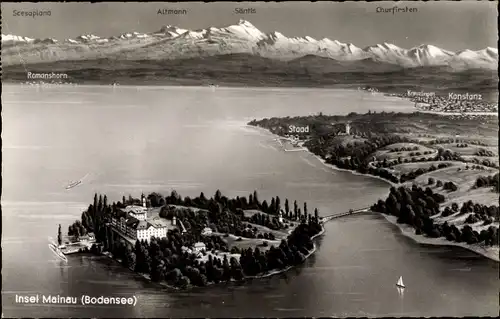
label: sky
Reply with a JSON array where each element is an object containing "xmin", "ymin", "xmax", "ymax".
[{"xmin": 1, "ymin": 1, "xmax": 497, "ymax": 51}]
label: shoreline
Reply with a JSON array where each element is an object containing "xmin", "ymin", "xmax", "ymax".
[
  {"xmin": 380, "ymin": 213, "xmax": 499, "ymax": 262},
  {"xmin": 386, "ymin": 94, "xmax": 498, "ymax": 116},
  {"xmin": 102, "ymin": 252, "xmax": 183, "ymax": 291},
  {"xmin": 250, "ymin": 124, "xmax": 396, "ymax": 188},
  {"xmin": 307, "ymin": 150, "xmax": 397, "ymax": 188},
  {"xmin": 246, "ymin": 225, "xmax": 326, "ymax": 280},
  {"xmin": 416, "ymin": 110, "xmax": 498, "ymax": 117},
  {"xmin": 102, "ymin": 224, "xmax": 326, "ymax": 290},
  {"xmin": 2, "ymin": 82, "xmax": 394, "ymax": 97},
  {"xmin": 1, "ymin": 81, "xmax": 367, "ymax": 90},
  {"xmin": 247, "ymin": 124, "xmax": 499, "ymax": 262}
]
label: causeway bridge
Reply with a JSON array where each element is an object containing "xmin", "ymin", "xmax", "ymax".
[{"xmin": 319, "ymin": 207, "xmax": 370, "ymax": 224}]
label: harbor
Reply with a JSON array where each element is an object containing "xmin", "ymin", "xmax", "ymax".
[
  {"xmin": 275, "ymin": 137, "xmax": 308, "ymax": 152},
  {"xmin": 48, "ymin": 232, "xmax": 96, "ymax": 256}
]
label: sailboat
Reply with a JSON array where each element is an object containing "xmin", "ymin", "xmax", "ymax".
[
  {"xmin": 396, "ymin": 276, "xmax": 405, "ymax": 288},
  {"xmin": 209, "ymin": 83, "xmax": 218, "ymax": 92}
]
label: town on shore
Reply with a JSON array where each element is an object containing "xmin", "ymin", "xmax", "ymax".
[
  {"xmin": 359, "ymin": 86, "xmax": 498, "ymax": 114},
  {"xmin": 59, "ymin": 190, "xmax": 323, "ymax": 288},
  {"xmin": 248, "ymin": 108, "xmax": 499, "ymax": 259}
]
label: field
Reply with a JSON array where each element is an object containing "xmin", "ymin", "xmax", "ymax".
[
  {"xmin": 438, "ymin": 143, "xmax": 498, "ymax": 156},
  {"xmin": 215, "ymin": 232, "xmax": 280, "ymax": 253},
  {"xmin": 193, "ymin": 210, "xmax": 299, "ymax": 253},
  {"xmin": 372, "ymin": 143, "xmax": 436, "ymax": 161},
  {"xmin": 462, "ymin": 155, "xmax": 500, "ymax": 166},
  {"xmin": 371, "ymin": 133, "xmax": 499, "ymax": 236},
  {"xmin": 389, "ymin": 161, "xmax": 456, "ymax": 175},
  {"xmin": 413, "ymin": 165, "xmax": 498, "ymax": 207}
]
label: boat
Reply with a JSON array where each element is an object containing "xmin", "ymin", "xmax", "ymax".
[
  {"xmin": 48, "ymin": 243, "xmax": 68, "ymax": 262},
  {"xmin": 65, "ymin": 173, "xmax": 89, "ymax": 190},
  {"xmin": 396, "ymin": 276, "xmax": 405, "ymax": 288},
  {"xmin": 66, "ymin": 180, "xmax": 82, "ymax": 190}
]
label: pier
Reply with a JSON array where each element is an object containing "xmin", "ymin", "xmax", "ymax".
[{"xmin": 320, "ymin": 207, "xmax": 370, "ymax": 224}]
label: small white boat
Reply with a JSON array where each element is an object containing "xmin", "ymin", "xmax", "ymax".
[{"xmin": 396, "ymin": 276, "xmax": 405, "ymax": 288}]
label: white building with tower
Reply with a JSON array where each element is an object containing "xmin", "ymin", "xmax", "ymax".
[
  {"xmin": 335, "ymin": 122, "xmax": 352, "ymax": 136},
  {"xmin": 111, "ymin": 194, "xmax": 168, "ymax": 242},
  {"xmin": 278, "ymin": 210, "xmax": 284, "ymax": 223}
]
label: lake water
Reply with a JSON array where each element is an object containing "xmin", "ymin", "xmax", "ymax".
[{"xmin": 2, "ymin": 85, "xmax": 498, "ymax": 317}]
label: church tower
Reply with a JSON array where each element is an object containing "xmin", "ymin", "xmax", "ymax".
[
  {"xmin": 345, "ymin": 122, "xmax": 351, "ymax": 135},
  {"xmin": 141, "ymin": 193, "xmax": 146, "ymax": 208}
]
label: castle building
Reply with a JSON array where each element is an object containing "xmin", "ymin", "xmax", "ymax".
[{"xmin": 111, "ymin": 194, "xmax": 168, "ymax": 242}]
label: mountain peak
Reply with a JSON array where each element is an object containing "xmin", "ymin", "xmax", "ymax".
[
  {"xmin": 158, "ymin": 25, "xmax": 175, "ymax": 33},
  {"xmin": 238, "ymin": 19, "xmax": 255, "ymax": 27},
  {"xmin": 381, "ymin": 42, "xmax": 402, "ymax": 51},
  {"xmin": 1, "ymin": 34, "xmax": 35, "ymax": 43},
  {"xmin": 486, "ymin": 47, "xmax": 498, "ymax": 55}
]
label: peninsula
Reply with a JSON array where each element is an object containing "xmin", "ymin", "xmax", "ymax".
[
  {"xmin": 248, "ymin": 111, "xmax": 499, "ymax": 260},
  {"xmin": 64, "ymin": 190, "xmax": 323, "ymax": 288}
]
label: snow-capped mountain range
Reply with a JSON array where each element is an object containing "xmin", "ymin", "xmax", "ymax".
[{"xmin": 1, "ymin": 20, "xmax": 497, "ymax": 70}]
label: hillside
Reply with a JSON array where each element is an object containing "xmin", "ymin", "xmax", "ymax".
[
  {"xmin": 250, "ymin": 111, "xmax": 499, "ymax": 260},
  {"xmin": 3, "ymin": 54, "xmax": 498, "ymax": 95}
]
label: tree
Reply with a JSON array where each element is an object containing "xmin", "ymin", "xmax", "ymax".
[
  {"xmin": 124, "ymin": 247, "xmax": 136, "ymax": 270},
  {"xmin": 253, "ymin": 190, "xmax": 260, "ymax": 206},
  {"xmin": 215, "ymin": 189, "xmax": 222, "ymax": 202},
  {"xmin": 276, "ymin": 196, "xmax": 281, "ymax": 215},
  {"xmin": 285, "ymin": 199, "xmax": 290, "ymax": 216},
  {"xmin": 262, "ymin": 200, "xmax": 269, "ymax": 214},
  {"xmin": 57, "ymin": 224, "xmax": 62, "ymax": 246}
]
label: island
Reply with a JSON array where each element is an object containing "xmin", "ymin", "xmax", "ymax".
[
  {"xmin": 62, "ymin": 190, "xmax": 323, "ymax": 288},
  {"xmin": 248, "ymin": 110, "xmax": 499, "ymax": 261}
]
